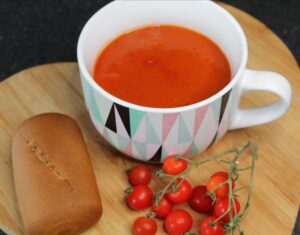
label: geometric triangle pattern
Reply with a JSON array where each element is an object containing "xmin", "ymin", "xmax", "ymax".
[
  {"xmin": 132, "ymin": 116, "xmax": 146, "ymax": 142},
  {"xmin": 160, "ymin": 146, "xmax": 169, "ymax": 162},
  {"xmin": 216, "ymin": 89, "xmax": 234, "ymax": 140},
  {"xmin": 193, "ymin": 109, "xmax": 210, "ymax": 153},
  {"xmin": 191, "ymin": 142, "xmax": 198, "ymax": 156},
  {"xmin": 203, "ymin": 106, "xmax": 220, "ymax": 150},
  {"xmin": 124, "ymin": 141, "xmax": 133, "ymax": 156},
  {"xmin": 118, "ymin": 135, "xmax": 130, "ymax": 151},
  {"xmin": 105, "ymin": 104, "xmax": 116, "ymax": 133},
  {"xmin": 194, "ymin": 105, "xmax": 209, "ymax": 137},
  {"xmin": 163, "ymin": 113, "xmax": 180, "ymax": 145},
  {"xmin": 184, "ymin": 143, "xmax": 193, "ymax": 156},
  {"xmin": 219, "ymin": 90, "xmax": 232, "ymax": 125},
  {"xmin": 162, "ymin": 113, "xmax": 179, "ymax": 142},
  {"xmin": 148, "ymin": 145, "xmax": 162, "ymax": 162},
  {"xmin": 130, "ymin": 109, "xmax": 145, "ymax": 137},
  {"xmin": 207, "ymin": 89, "xmax": 232, "ymax": 148},
  {"xmin": 147, "ymin": 113, "xmax": 163, "ymax": 143},
  {"xmin": 132, "ymin": 140, "xmax": 147, "ymax": 158},
  {"xmin": 115, "ymin": 106, "xmax": 130, "ymax": 138},
  {"xmin": 146, "ymin": 115, "xmax": 161, "ymax": 144},
  {"xmin": 178, "ymin": 115, "xmax": 192, "ymax": 143},
  {"xmin": 115, "ymin": 103, "xmax": 131, "ymax": 137},
  {"xmin": 90, "ymin": 88, "xmax": 104, "ymax": 124},
  {"xmin": 204, "ymin": 105, "xmax": 221, "ymax": 148},
  {"xmin": 83, "ymin": 78, "xmax": 233, "ymax": 162},
  {"xmin": 80, "ymin": 76, "xmax": 91, "ymax": 109},
  {"xmin": 180, "ymin": 110, "xmax": 196, "ymax": 139},
  {"xmin": 146, "ymin": 144, "xmax": 161, "ymax": 161},
  {"xmin": 210, "ymin": 97, "xmax": 222, "ymax": 124}
]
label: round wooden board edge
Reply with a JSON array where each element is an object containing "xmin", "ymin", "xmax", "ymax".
[{"xmin": 0, "ymin": 2, "xmax": 299, "ymax": 235}]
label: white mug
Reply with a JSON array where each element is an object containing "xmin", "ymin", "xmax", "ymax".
[{"xmin": 77, "ymin": 0, "xmax": 291, "ymax": 162}]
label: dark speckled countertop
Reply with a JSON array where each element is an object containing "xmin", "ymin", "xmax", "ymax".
[{"xmin": 0, "ymin": 1, "xmax": 299, "ymax": 235}]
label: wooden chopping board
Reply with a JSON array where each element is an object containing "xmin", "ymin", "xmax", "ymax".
[{"xmin": 0, "ymin": 3, "xmax": 299, "ymax": 235}]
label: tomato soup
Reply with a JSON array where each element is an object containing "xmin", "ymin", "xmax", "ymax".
[{"xmin": 93, "ymin": 25, "xmax": 231, "ymax": 108}]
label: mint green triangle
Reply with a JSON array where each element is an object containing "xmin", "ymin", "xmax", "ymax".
[
  {"xmin": 178, "ymin": 116, "xmax": 192, "ymax": 143},
  {"xmin": 130, "ymin": 109, "xmax": 145, "ymax": 137},
  {"xmin": 146, "ymin": 115, "xmax": 161, "ymax": 144},
  {"xmin": 90, "ymin": 90, "xmax": 104, "ymax": 124},
  {"xmin": 133, "ymin": 140, "xmax": 147, "ymax": 157},
  {"xmin": 211, "ymin": 99, "xmax": 221, "ymax": 123},
  {"xmin": 192, "ymin": 142, "xmax": 198, "ymax": 155},
  {"xmin": 118, "ymin": 136, "xmax": 130, "ymax": 151}
]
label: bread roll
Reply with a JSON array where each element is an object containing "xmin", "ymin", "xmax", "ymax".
[{"xmin": 12, "ymin": 113, "xmax": 102, "ymax": 235}]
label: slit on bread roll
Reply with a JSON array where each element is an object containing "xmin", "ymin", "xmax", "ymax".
[{"xmin": 12, "ymin": 113, "xmax": 102, "ymax": 235}]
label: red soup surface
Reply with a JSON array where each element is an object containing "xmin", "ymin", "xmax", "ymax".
[{"xmin": 93, "ymin": 25, "xmax": 231, "ymax": 108}]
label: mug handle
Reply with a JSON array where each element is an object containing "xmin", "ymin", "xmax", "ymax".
[{"xmin": 229, "ymin": 69, "xmax": 292, "ymax": 130}]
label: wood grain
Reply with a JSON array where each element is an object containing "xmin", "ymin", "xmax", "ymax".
[{"xmin": 0, "ymin": 3, "xmax": 299, "ymax": 235}]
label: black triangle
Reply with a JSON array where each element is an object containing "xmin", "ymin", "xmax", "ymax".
[
  {"xmin": 115, "ymin": 103, "xmax": 131, "ymax": 137},
  {"xmin": 105, "ymin": 104, "xmax": 117, "ymax": 133},
  {"xmin": 219, "ymin": 90, "xmax": 232, "ymax": 124},
  {"xmin": 148, "ymin": 145, "xmax": 162, "ymax": 162}
]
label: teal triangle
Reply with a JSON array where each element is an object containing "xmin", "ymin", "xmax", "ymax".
[
  {"xmin": 90, "ymin": 90, "xmax": 104, "ymax": 124},
  {"xmin": 130, "ymin": 109, "xmax": 145, "ymax": 137},
  {"xmin": 146, "ymin": 115, "xmax": 161, "ymax": 144},
  {"xmin": 133, "ymin": 140, "xmax": 147, "ymax": 157},
  {"xmin": 178, "ymin": 115, "xmax": 192, "ymax": 143},
  {"xmin": 118, "ymin": 136, "xmax": 130, "ymax": 151},
  {"xmin": 192, "ymin": 142, "xmax": 198, "ymax": 155},
  {"xmin": 161, "ymin": 146, "xmax": 168, "ymax": 159},
  {"xmin": 210, "ymin": 99, "xmax": 221, "ymax": 123}
]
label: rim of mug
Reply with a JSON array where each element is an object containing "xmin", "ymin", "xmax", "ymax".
[{"xmin": 77, "ymin": 0, "xmax": 248, "ymax": 114}]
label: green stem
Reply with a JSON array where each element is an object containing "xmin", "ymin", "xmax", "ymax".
[
  {"xmin": 213, "ymin": 208, "xmax": 231, "ymax": 223},
  {"xmin": 238, "ymin": 166, "xmax": 252, "ymax": 171},
  {"xmin": 227, "ymin": 154, "xmax": 238, "ymax": 225},
  {"xmin": 155, "ymin": 145, "xmax": 244, "ymax": 206},
  {"xmin": 155, "ymin": 140, "xmax": 258, "ymax": 235},
  {"xmin": 238, "ymin": 146, "xmax": 257, "ymax": 220},
  {"xmin": 233, "ymin": 185, "xmax": 250, "ymax": 193},
  {"xmin": 211, "ymin": 179, "xmax": 229, "ymax": 192}
]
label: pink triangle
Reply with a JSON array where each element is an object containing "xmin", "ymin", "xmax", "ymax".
[
  {"xmin": 163, "ymin": 113, "xmax": 179, "ymax": 142},
  {"xmin": 194, "ymin": 105, "xmax": 209, "ymax": 137},
  {"xmin": 133, "ymin": 116, "xmax": 146, "ymax": 142},
  {"xmin": 184, "ymin": 143, "xmax": 193, "ymax": 156},
  {"xmin": 125, "ymin": 141, "xmax": 133, "ymax": 156},
  {"xmin": 102, "ymin": 128, "xmax": 107, "ymax": 141}
]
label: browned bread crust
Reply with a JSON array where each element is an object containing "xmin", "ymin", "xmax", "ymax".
[{"xmin": 12, "ymin": 113, "xmax": 102, "ymax": 235}]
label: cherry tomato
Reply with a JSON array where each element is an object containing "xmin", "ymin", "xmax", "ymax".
[
  {"xmin": 166, "ymin": 178, "xmax": 192, "ymax": 204},
  {"xmin": 211, "ymin": 171, "xmax": 228, "ymax": 179},
  {"xmin": 207, "ymin": 171, "xmax": 234, "ymax": 198},
  {"xmin": 133, "ymin": 216, "xmax": 157, "ymax": 235},
  {"xmin": 164, "ymin": 209, "xmax": 193, "ymax": 235},
  {"xmin": 151, "ymin": 196, "xmax": 173, "ymax": 219},
  {"xmin": 129, "ymin": 164, "xmax": 152, "ymax": 186},
  {"xmin": 127, "ymin": 185, "xmax": 153, "ymax": 210},
  {"xmin": 211, "ymin": 171, "xmax": 235, "ymax": 189},
  {"xmin": 200, "ymin": 216, "xmax": 224, "ymax": 235},
  {"xmin": 188, "ymin": 185, "xmax": 213, "ymax": 213},
  {"xmin": 214, "ymin": 196, "xmax": 241, "ymax": 222},
  {"xmin": 163, "ymin": 155, "xmax": 188, "ymax": 175}
]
